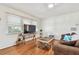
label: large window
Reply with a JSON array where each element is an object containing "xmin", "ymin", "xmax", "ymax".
[
  {"xmin": 7, "ymin": 13, "xmax": 38, "ymax": 34},
  {"xmin": 7, "ymin": 14, "xmax": 22, "ymax": 34}
]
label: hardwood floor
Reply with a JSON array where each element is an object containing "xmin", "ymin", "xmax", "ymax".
[{"xmin": 0, "ymin": 40, "xmax": 54, "ymax": 55}]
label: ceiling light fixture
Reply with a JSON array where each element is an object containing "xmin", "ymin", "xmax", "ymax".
[{"xmin": 48, "ymin": 4, "xmax": 54, "ymax": 8}]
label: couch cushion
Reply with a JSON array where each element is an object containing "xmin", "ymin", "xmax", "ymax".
[
  {"xmin": 75, "ymin": 40, "xmax": 79, "ymax": 47},
  {"xmin": 60, "ymin": 40, "xmax": 76, "ymax": 46}
]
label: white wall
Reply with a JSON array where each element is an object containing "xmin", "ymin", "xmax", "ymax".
[
  {"xmin": 42, "ymin": 11, "xmax": 79, "ymax": 39},
  {"xmin": 0, "ymin": 5, "xmax": 40, "ymax": 49}
]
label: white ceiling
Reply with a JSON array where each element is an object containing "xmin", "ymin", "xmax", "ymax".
[{"xmin": 1, "ymin": 3, "xmax": 79, "ymax": 19}]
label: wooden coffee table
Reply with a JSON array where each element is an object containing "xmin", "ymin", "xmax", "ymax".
[{"xmin": 36, "ymin": 37, "xmax": 54, "ymax": 54}]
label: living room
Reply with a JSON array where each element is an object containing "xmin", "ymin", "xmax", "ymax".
[{"xmin": 0, "ymin": 3, "xmax": 79, "ymax": 55}]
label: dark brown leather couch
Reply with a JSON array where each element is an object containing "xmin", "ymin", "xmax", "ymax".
[{"xmin": 53, "ymin": 40, "xmax": 79, "ymax": 55}]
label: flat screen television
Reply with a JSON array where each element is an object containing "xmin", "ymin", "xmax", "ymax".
[
  {"xmin": 29, "ymin": 25, "xmax": 36, "ymax": 33},
  {"xmin": 24, "ymin": 24, "xmax": 36, "ymax": 34}
]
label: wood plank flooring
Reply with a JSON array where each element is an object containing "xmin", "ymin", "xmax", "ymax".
[{"xmin": 0, "ymin": 40, "xmax": 54, "ymax": 55}]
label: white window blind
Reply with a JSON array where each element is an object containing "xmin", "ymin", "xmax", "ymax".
[
  {"xmin": 31, "ymin": 20, "xmax": 37, "ymax": 25},
  {"xmin": 7, "ymin": 14, "xmax": 22, "ymax": 34},
  {"xmin": 23, "ymin": 18, "xmax": 31, "ymax": 25}
]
